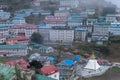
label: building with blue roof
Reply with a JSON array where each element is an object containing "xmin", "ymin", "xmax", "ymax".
[
  {"xmin": 15, "ymin": 9, "xmax": 33, "ymax": 17},
  {"xmin": 110, "ymin": 22, "xmax": 120, "ymax": 35},
  {"xmin": 0, "ymin": 22, "xmax": 15, "ymax": 27},
  {"xmin": 56, "ymin": 59, "xmax": 75, "ymax": 80},
  {"xmin": 40, "ymin": 10, "xmax": 51, "ymax": 15},
  {"xmin": 74, "ymin": 27, "xmax": 88, "ymax": 41},
  {"xmin": 98, "ymin": 16, "xmax": 105, "ymax": 22},
  {"xmin": 31, "ymin": 10, "xmax": 51, "ymax": 16},
  {"xmin": 86, "ymin": 18, "xmax": 98, "ymax": 26},
  {"xmin": 0, "ymin": 44, "xmax": 28, "ymax": 57},
  {"xmin": 0, "ymin": 10, "xmax": 10, "ymax": 20},
  {"xmin": 12, "ymin": 16, "xmax": 26, "ymax": 25},
  {"xmin": 68, "ymin": 13, "xmax": 83, "ymax": 27}
]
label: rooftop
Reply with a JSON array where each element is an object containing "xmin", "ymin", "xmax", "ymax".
[
  {"xmin": 36, "ymin": 74, "xmax": 57, "ymax": 80},
  {"xmin": 75, "ymin": 27, "xmax": 87, "ymax": 31},
  {"xmin": 0, "ymin": 63, "xmax": 15, "ymax": 80},
  {"xmin": 0, "ymin": 44, "xmax": 28, "ymax": 49},
  {"xmin": 7, "ymin": 36, "xmax": 28, "ymax": 41},
  {"xmin": 41, "ymin": 65, "xmax": 59, "ymax": 76},
  {"xmin": 11, "ymin": 24, "xmax": 37, "ymax": 29},
  {"xmin": 5, "ymin": 58, "xmax": 29, "ymax": 69},
  {"xmin": 38, "ymin": 24, "xmax": 52, "ymax": 29},
  {"xmin": 94, "ymin": 22, "xmax": 111, "ymax": 25}
]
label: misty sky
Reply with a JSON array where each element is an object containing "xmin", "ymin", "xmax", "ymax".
[{"xmin": 106, "ymin": 0, "xmax": 120, "ymax": 8}]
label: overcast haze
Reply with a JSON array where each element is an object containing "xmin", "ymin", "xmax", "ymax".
[{"xmin": 106, "ymin": 0, "xmax": 120, "ymax": 7}]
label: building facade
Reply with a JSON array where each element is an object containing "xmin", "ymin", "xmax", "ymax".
[
  {"xmin": 110, "ymin": 22, "xmax": 120, "ymax": 36},
  {"xmin": 6, "ymin": 36, "xmax": 29, "ymax": 45},
  {"xmin": 60, "ymin": 0, "xmax": 80, "ymax": 8},
  {"xmin": 74, "ymin": 27, "xmax": 88, "ymax": 41},
  {"xmin": 93, "ymin": 22, "xmax": 110, "ymax": 34},
  {"xmin": 54, "ymin": 10, "xmax": 70, "ymax": 17},
  {"xmin": 9, "ymin": 24, "xmax": 38, "ymax": 38},
  {"xmin": 0, "ymin": 44, "xmax": 28, "ymax": 57},
  {"xmin": 12, "ymin": 17, "xmax": 26, "ymax": 25},
  {"xmin": 50, "ymin": 29, "xmax": 74, "ymax": 42}
]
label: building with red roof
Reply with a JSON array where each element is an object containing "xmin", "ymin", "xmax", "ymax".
[
  {"xmin": 5, "ymin": 58, "xmax": 29, "ymax": 69},
  {"xmin": 45, "ymin": 15, "xmax": 67, "ymax": 27},
  {"xmin": 41, "ymin": 65, "xmax": 59, "ymax": 80},
  {"xmin": 9, "ymin": 24, "xmax": 38, "ymax": 38},
  {"xmin": 6, "ymin": 36, "xmax": 29, "ymax": 45}
]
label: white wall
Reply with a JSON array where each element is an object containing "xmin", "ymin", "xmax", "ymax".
[
  {"xmin": 48, "ymin": 72, "xmax": 59, "ymax": 80},
  {"xmin": 50, "ymin": 29, "xmax": 74, "ymax": 42}
]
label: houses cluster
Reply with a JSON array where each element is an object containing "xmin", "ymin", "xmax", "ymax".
[
  {"xmin": 0, "ymin": 0, "xmax": 120, "ymax": 80},
  {"xmin": 38, "ymin": 12, "xmax": 120, "ymax": 43},
  {"xmin": 0, "ymin": 0, "xmax": 119, "ymax": 59}
]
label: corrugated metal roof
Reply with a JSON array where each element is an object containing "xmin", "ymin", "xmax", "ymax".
[
  {"xmin": 0, "ymin": 44, "xmax": 27, "ymax": 49},
  {"xmin": 36, "ymin": 74, "xmax": 57, "ymax": 80}
]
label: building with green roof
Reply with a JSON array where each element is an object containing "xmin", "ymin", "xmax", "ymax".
[
  {"xmin": 106, "ymin": 14, "xmax": 117, "ymax": 22},
  {"xmin": 86, "ymin": 18, "xmax": 98, "ymax": 25},
  {"xmin": 31, "ymin": 43, "xmax": 54, "ymax": 53},
  {"xmin": 0, "ymin": 63, "xmax": 35, "ymax": 80},
  {"xmin": 0, "ymin": 44, "xmax": 28, "ymax": 57},
  {"xmin": 0, "ymin": 63, "xmax": 15, "ymax": 80},
  {"xmin": 36, "ymin": 74, "xmax": 57, "ymax": 80}
]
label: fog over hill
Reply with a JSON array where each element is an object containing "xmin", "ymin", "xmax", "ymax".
[{"xmin": 105, "ymin": 0, "xmax": 120, "ymax": 8}]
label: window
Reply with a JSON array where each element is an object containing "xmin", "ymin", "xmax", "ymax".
[{"xmin": 54, "ymin": 75, "xmax": 56, "ymax": 77}]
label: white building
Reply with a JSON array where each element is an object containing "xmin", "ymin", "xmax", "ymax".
[
  {"xmin": 12, "ymin": 17, "xmax": 26, "ymax": 25},
  {"xmin": 50, "ymin": 29, "xmax": 74, "ymax": 42},
  {"xmin": 106, "ymin": 14, "xmax": 117, "ymax": 22},
  {"xmin": 110, "ymin": 22, "xmax": 120, "ymax": 35},
  {"xmin": 0, "ymin": 26, "xmax": 9, "ymax": 38},
  {"xmin": 54, "ymin": 10, "xmax": 70, "ymax": 17},
  {"xmin": 9, "ymin": 24, "xmax": 38, "ymax": 38},
  {"xmin": 41, "ymin": 65, "xmax": 60, "ymax": 80},
  {"xmin": 46, "ymin": 22, "xmax": 66, "ymax": 27},
  {"xmin": 60, "ymin": 0, "xmax": 80, "ymax": 8},
  {"xmin": 86, "ymin": 19, "xmax": 98, "ymax": 26},
  {"xmin": 93, "ymin": 22, "xmax": 110, "ymax": 34},
  {"xmin": 38, "ymin": 45, "xmax": 54, "ymax": 53},
  {"xmin": 85, "ymin": 9, "xmax": 96, "ymax": 15},
  {"xmin": 0, "ymin": 37, "xmax": 6, "ymax": 43}
]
